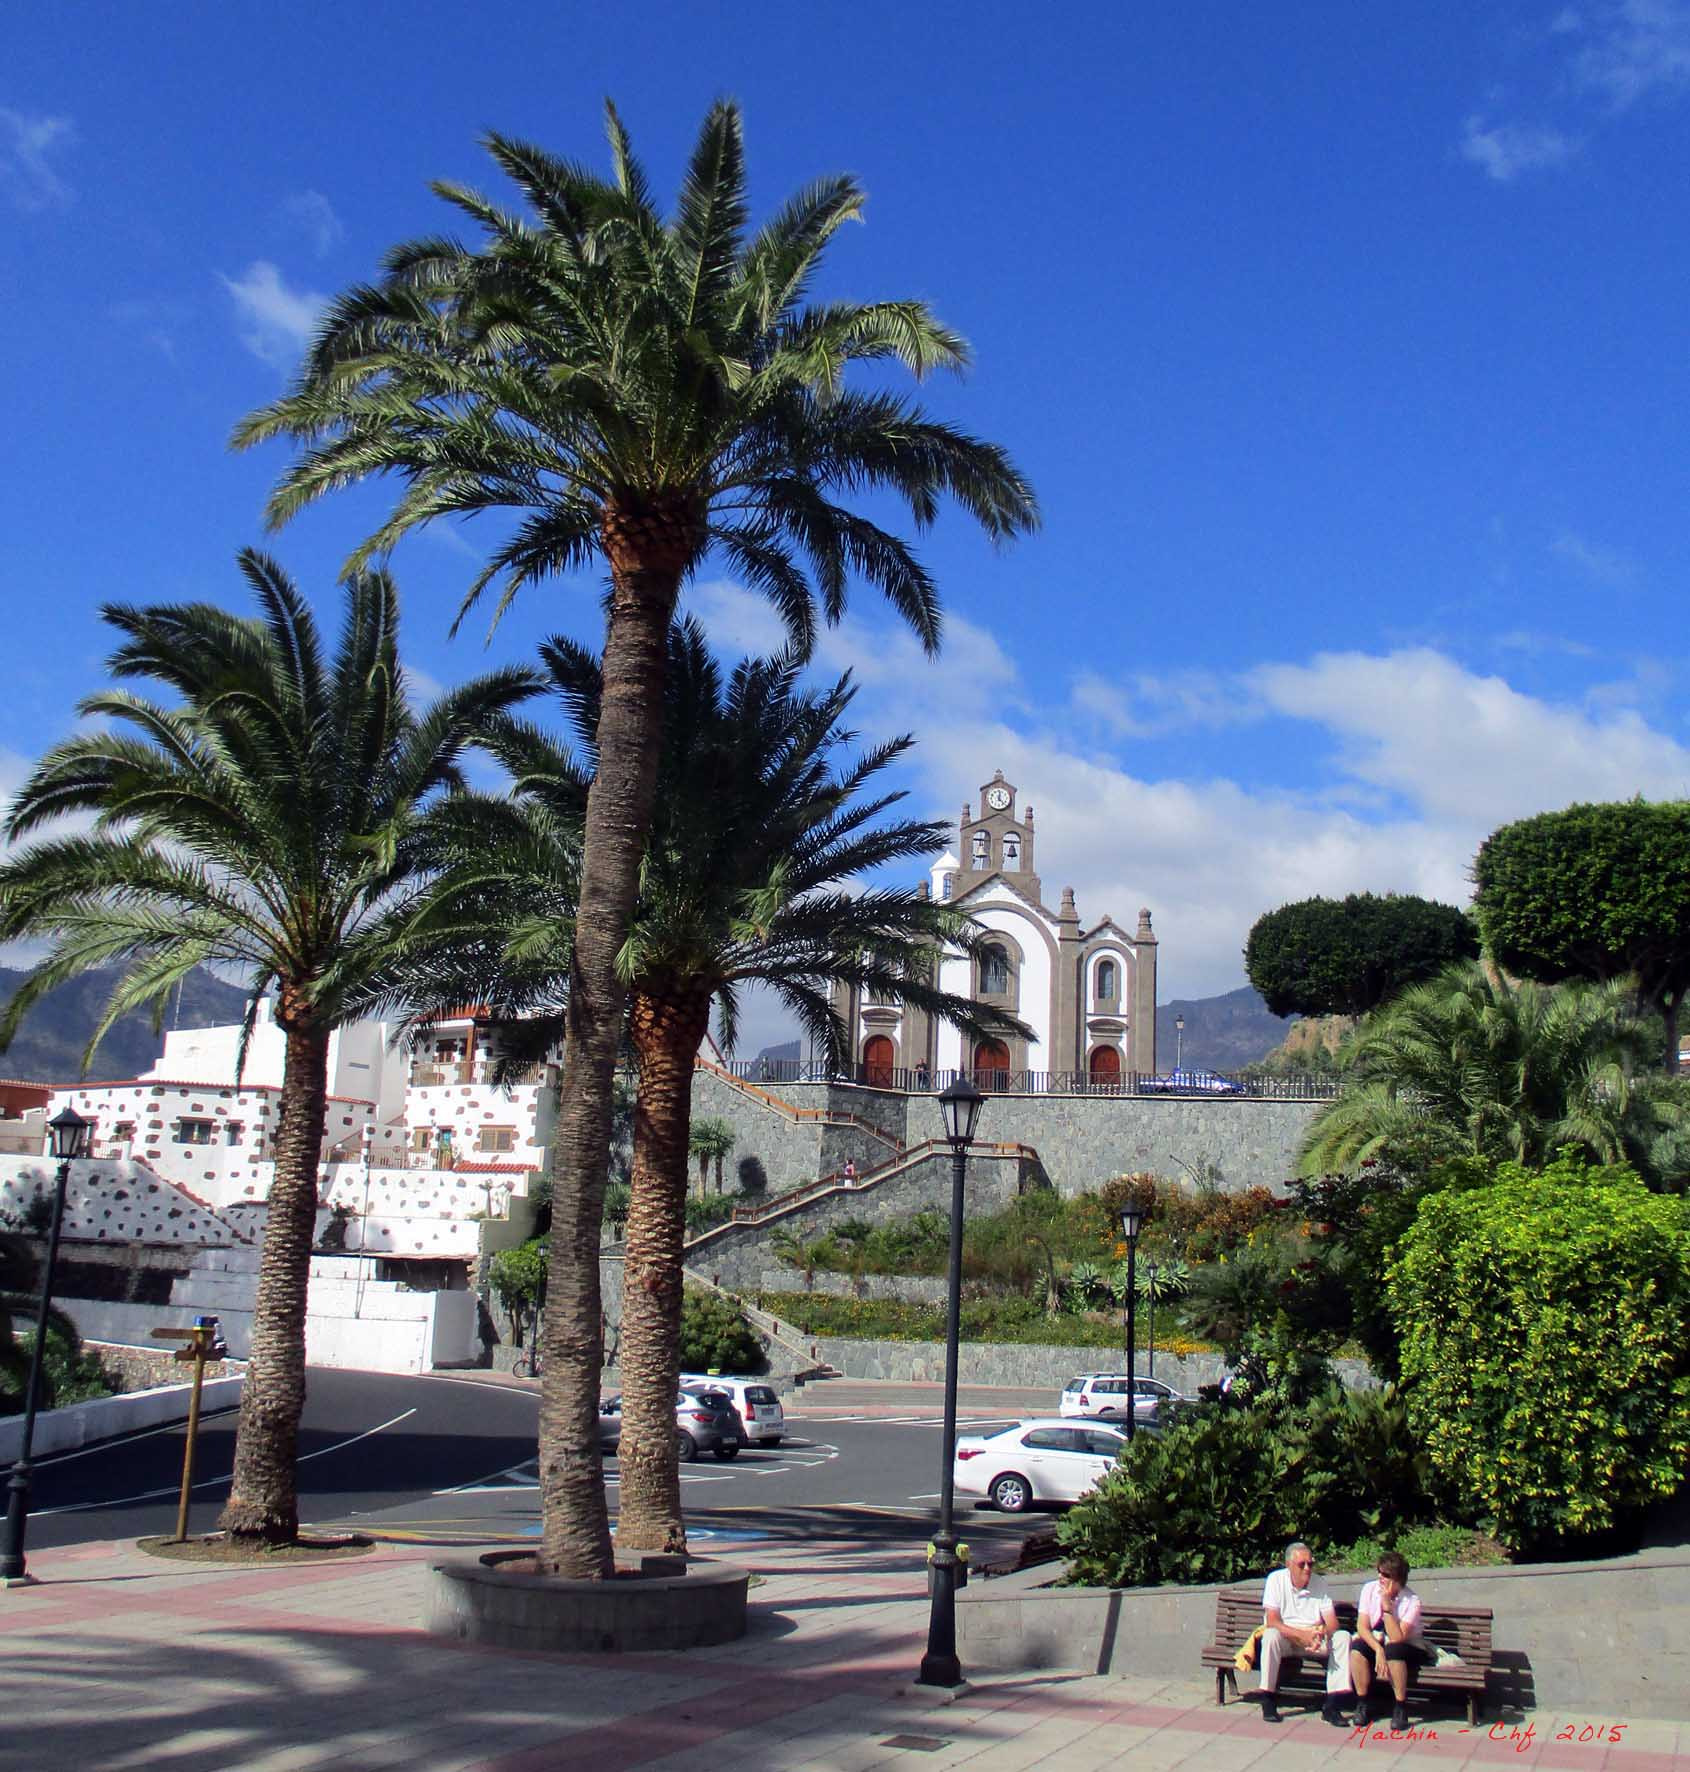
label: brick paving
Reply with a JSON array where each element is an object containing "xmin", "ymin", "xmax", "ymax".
[{"xmin": 1, "ymin": 1533, "xmax": 1684, "ymax": 1772}]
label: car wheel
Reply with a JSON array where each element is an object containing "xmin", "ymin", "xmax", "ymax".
[
  {"xmin": 676, "ymin": 1431, "xmax": 697, "ymax": 1463},
  {"xmin": 989, "ymin": 1471, "xmax": 1033, "ymax": 1513},
  {"xmin": 714, "ymin": 1442, "xmax": 739, "ymax": 1461}
]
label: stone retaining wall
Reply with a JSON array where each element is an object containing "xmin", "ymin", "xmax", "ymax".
[
  {"xmin": 691, "ymin": 1072, "xmax": 1320, "ymax": 1199},
  {"xmin": 801, "ymin": 1335, "xmax": 1376, "ymax": 1394},
  {"xmin": 956, "ymin": 1550, "xmax": 1690, "ymax": 1720}
]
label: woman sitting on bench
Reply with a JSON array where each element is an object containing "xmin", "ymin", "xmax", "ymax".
[{"xmin": 1348, "ymin": 1550, "xmax": 1430, "ymax": 1733}]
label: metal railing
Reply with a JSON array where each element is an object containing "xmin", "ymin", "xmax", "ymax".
[{"xmin": 709, "ymin": 1058, "xmax": 1342, "ymax": 1101}]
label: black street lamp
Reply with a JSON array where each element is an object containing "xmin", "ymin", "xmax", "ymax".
[
  {"xmin": 1144, "ymin": 1261, "xmax": 1159, "ymax": 1380},
  {"xmin": 1119, "ymin": 1201, "xmax": 1144, "ymax": 1443},
  {"xmin": 917, "ymin": 1075, "xmax": 984, "ymax": 1690},
  {"xmin": 2, "ymin": 1106, "xmax": 92, "ymax": 1585}
]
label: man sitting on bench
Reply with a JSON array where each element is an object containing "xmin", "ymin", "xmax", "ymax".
[{"xmin": 1257, "ymin": 1541, "xmax": 1354, "ymax": 1725}]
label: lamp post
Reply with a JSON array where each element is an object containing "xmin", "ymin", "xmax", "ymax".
[
  {"xmin": 1118, "ymin": 1201, "xmax": 1144, "ymax": 1443},
  {"xmin": 1174, "ymin": 1014, "xmax": 1184, "ymax": 1070},
  {"xmin": 917, "ymin": 1075, "xmax": 984, "ymax": 1690},
  {"xmin": 1144, "ymin": 1260, "xmax": 1159, "ymax": 1380},
  {"xmin": 2, "ymin": 1106, "xmax": 92, "ymax": 1584}
]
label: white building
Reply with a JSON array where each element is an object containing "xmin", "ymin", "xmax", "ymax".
[
  {"xmin": 833, "ymin": 770, "xmax": 1159, "ymax": 1085},
  {"xmin": 48, "ymin": 999, "xmax": 560, "ymax": 1213}
]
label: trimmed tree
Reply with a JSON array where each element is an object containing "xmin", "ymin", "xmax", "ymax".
[
  {"xmin": 688, "ymin": 1118, "xmax": 736, "ymax": 1194},
  {"xmin": 0, "ymin": 555, "xmax": 531, "ymax": 1543},
  {"xmin": 1473, "ymin": 800, "xmax": 1690, "ymax": 1072},
  {"xmin": 1390, "ymin": 1151, "xmax": 1690, "ymax": 1551},
  {"xmin": 234, "ymin": 101, "xmax": 1037, "ymax": 1578},
  {"xmin": 1244, "ymin": 893, "xmax": 1477, "ymax": 1020}
]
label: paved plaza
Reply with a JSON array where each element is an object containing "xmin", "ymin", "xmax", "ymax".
[{"xmin": 3, "ymin": 1531, "xmax": 1686, "ymax": 1772}]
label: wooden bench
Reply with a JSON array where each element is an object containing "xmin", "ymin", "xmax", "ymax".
[{"xmin": 1201, "ymin": 1586, "xmax": 1494, "ymax": 1726}]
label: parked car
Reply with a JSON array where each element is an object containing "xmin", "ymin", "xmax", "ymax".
[
  {"xmin": 598, "ymin": 1388, "xmax": 747, "ymax": 1462},
  {"xmin": 953, "ymin": 1418, "xmax": 1138, "ymax": 1513},
  {"xmin": 1060, "ymin": 1373, "xmax": 1191, "ymax": 1421},
  {"xmin": 679, "ymin": 1374, "xmax": 784, "ymax": 1445},
  {"xmin": 1136, "ymin": 1068, "xmax": 1244, "ymax": 1095}
]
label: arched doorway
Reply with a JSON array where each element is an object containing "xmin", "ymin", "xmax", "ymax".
[
  {"xmin": 974, "ymin": 1038, "xmax": 1011, "ymax": 1090},
  {"xmin": 1088, "ymin": 1045, "xmax": 1121, "ymax": 1090},
  {"xmin": 862, "ymin": 1035, "xmax": 896, "ymax": 1088}
]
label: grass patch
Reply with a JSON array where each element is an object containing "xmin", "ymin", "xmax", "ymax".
[{"xmin": 136, "ymin": 1532, "xmax": 377, "ymax": 1565}]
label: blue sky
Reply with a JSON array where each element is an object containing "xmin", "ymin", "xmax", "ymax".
[{"xmin": 5, "ymin": 3, "xmax": 1690, "ymax": 1051}]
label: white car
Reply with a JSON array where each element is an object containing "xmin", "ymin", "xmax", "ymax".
[
  {"xmin": 1060, "ymin": 1373, "xmax": 1190, "ymax": 1420},
  {"xmin": 679, "ymin": 1374, "xmax": 785, "ymax": 1445},
  {"xmin": 953, "ymin": 1418, "xmax": 1130, "ymax": 1513}
]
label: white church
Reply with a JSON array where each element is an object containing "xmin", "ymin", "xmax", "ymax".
[{"xmin": 832, "ymin": 771, "xmax": 1159, "ymax": 1086}]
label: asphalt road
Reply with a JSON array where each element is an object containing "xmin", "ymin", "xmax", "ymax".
[{"xmin": 22, "ymin": 1371, "xmax": 1061, "ymax": 1559}]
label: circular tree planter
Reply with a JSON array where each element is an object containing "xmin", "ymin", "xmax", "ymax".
[{"xmin": 425, "ymin": 1549, "xmax": 750, "ymax": 1653}]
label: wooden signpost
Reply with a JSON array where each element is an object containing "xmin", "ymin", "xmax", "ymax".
[{"xmin": 150, "ymin": 1317, "xmax": 228, "ymax": 1542}]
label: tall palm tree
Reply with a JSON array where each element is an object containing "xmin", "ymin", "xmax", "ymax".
[
  {"xmin": 1297, "ymin": 961, "xmax": 1683, "ymax": 1180},
  {"xmin": 232, "ymin": 100, "xmax": 1038, "ymax": 1576},
  {"xmin": 378, "ymin": 618, "xmax": 1026, "ymax": 1554},
  {"xmin": 0, "ymin": 553, "xmax": 533, "ymax": 1544}
]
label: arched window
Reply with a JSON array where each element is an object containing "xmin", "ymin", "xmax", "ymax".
[
  {"xmin": 980, "ymin": 943, "xmax": 1010, "ymax": 994},
  {"xmin": 1002, "ymin": 833, "xmax": 1021, "ymax": 868},
  {"xmin": 971, "ymin": 831, "xmax": 990, "ymax": 869},
  {"xmin": 939, "ymin": 873, "xmax": 953, "ymax": 901},
  {"xmin": 1096, "ymin": 958, "xmax": 1117, "ymax": 1000}
]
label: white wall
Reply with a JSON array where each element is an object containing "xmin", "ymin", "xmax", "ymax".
[{"xmin": 976, "ymin": 902, "xmax": 1054, "ymax": 1060}]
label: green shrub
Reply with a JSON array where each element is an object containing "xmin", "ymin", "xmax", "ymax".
[
  {"xmin": 1391, "ymin": 1151, "xmax": 1690, "ymax": 1551},
  {"xmin": 0, "ymin": 1308, "xmax": 122, "ymax": 1417},
  {"xmin": 1322, "ymin": 1522, "xmax": 1508, "ymax": 1573},
  {"xmin": 679, "ymin": 1288, "xmax": 761, "ymax": 1373},
  {"xmin": 1057, "ymin": 1387, "xmax": 1435, "ymax": 1587},
  {"xmin": 489, "ymin": 1238, "xmax": 547, "ymax": 1343},
  {"xmin": 753, "ymin": 1289, "xmax": 1215, "ymax": 1352},
  {"xmin": 1059, "ymin": 1408, "xmax": 1302, "ymax": 1586},
  {"xmin": 683, "ymin": 1194, "xmax": 736, "ymax": 1237}
]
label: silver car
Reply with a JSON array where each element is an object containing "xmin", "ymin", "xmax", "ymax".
[{"xmin": 598, "ymin": 1388, "xmax": 746, "ymax": 1462}]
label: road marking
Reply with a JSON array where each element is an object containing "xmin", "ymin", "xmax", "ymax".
[
  {"xmin": 34, "ymin": 1407, "xmax": 241, "ymax": 1469},
  {"xmin": 34, "ymin": 1407, "xmax": 419, "ymax": 1517}
]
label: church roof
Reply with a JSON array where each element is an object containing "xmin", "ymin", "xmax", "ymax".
[{"xmin": 951, "ymin": 869, "xmax": 1058, "ymax": 924}]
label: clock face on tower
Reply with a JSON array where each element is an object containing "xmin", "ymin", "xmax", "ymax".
[{"xmin": 986, "ymin": 786, "xmax": 1012, "ymax": 810}]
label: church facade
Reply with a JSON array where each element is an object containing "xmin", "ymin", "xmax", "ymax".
[{"xmin": 833, "ymin": 771, "xmax": 1158, "ymax": 1085}]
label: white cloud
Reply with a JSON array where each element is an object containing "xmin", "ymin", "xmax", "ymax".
[
  {"xmin": 219, "ymin": 261, "xmax": 326, "ymax": 369},
  {"xmin": 280, "ymin": 189, "xmax": 344, "ymax": 257},
  {"xmin": 1460, "ymin": 115, "xmax": 1580, "ymax": 181},
  {"xmin": 0, "ymin": 106, "xmax": 74, "ymax": 210},
  {"xmin": 1553, "ymin": 530, "xmax": 1639, "ymax": 587},
  {"xmin": 1250, "ymin": 647, "xmax": 1690, "ymax": 825},
  {"xmin": 1574, "ymin": 0, "xmax": 1690, "ymax": 107},
  {"xmin": 1070, "ymin": 668, "xmax": 1246, "ymax": 739},
  {"xmin": 672, "ymin": 589, "xmax": 1690, "ymax": 1008}
]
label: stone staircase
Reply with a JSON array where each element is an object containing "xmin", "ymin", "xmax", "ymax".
[{"xmin": 693, "ymin": 1057, "xmax": 905, "ymax": 1155}]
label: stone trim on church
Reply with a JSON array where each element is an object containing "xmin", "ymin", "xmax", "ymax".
[{"xmin": 834, "ymin": 770, "xmax": 1158, "ymax": 1083}]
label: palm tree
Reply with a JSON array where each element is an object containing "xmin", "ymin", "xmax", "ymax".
[
  {"xmin": 688, "ymin": 1118, "xmax": 736, "ymax": 1194},
  {"xmin": 379, "ymin": 618, "xmax": 1026, "ymax": 1554},
  {"xmin": 232, "ymin": 100, "xmax": 1037, "ymax": 1576},
  {"xmin": 1297, "ymin": 961, "xmax": 1683, "ymax": 1180},
  {"xmin": 0, "ymin": 553, "xmax": 532, "ymax": 1544}
]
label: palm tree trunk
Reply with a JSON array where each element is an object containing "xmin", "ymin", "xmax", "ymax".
[
  {"xmin": 218, "ymin": 1017, "xmax": 330, "ymax": 1545},
  {"xmin": 612, "ymin": 984, "xmax": 712, "ymax": 1553},
  {"xmin": 536, "ymin": 521, "xmax": 693, "ymax": 1578}
]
